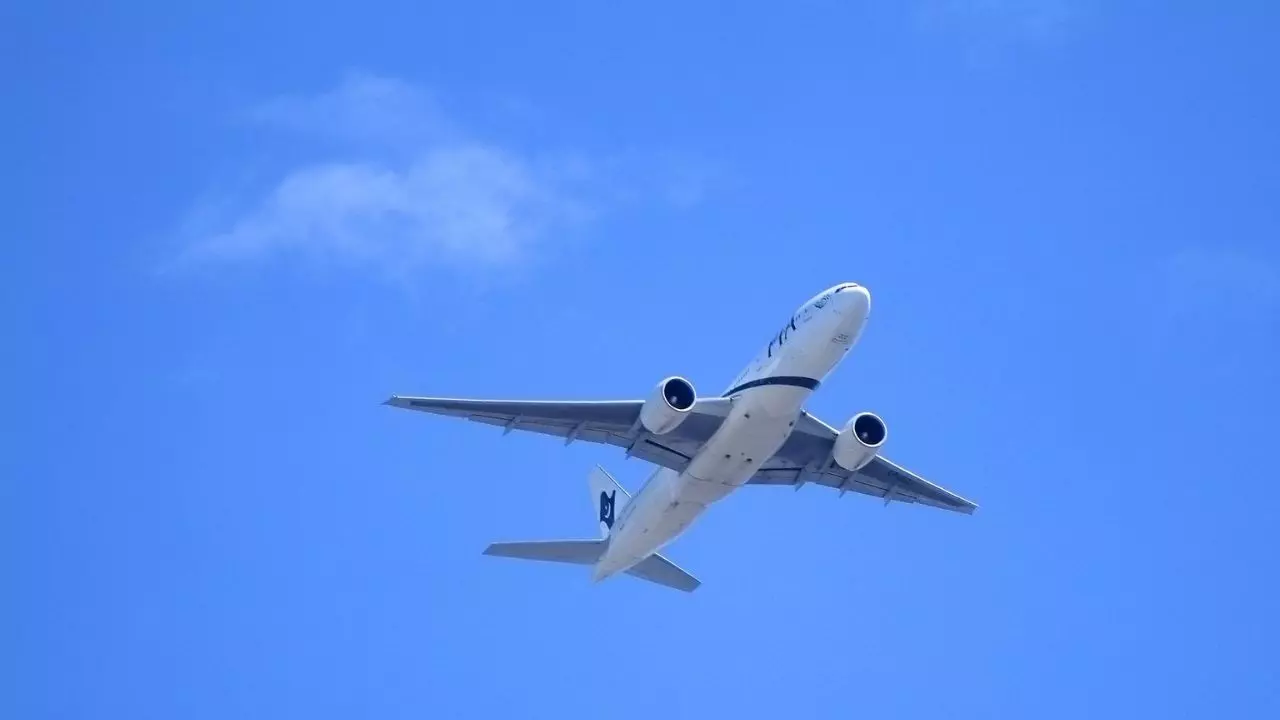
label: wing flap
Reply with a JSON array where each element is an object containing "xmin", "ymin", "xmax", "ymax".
[
  {"xmin": 856, "ymin": 456, "xmax": 978, "ymax": 513},
  {"xmin": 750, "ymin": 461, "xmax": 976, "ymax": 513}
]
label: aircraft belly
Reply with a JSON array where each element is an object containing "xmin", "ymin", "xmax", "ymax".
[
  {"xmin": 598, "ymin": 386, "xmax": 811, "ymax": 579},
  {"xmin": 685, "ymin": 385, "xmax": 806, "ymax": 489},
  {"xmin": 599, "ymin": 502, "xmax": 703, "ymax": 577}
]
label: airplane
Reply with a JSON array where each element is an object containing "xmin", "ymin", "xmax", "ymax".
[{"xmin": 385, "ymin": 282, "xmax": 977, "ymax": 592}]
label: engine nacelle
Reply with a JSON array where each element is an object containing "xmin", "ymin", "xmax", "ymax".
[
  {"xmin": 638, "ymin": 376, "xmax": 697, "ymax": 435},
  {"xmin": 832, "ymin": 412, "xmax": 888, "ymax": 472}
]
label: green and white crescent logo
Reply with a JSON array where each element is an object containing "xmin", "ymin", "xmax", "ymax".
[{"xmin": 599, "ymin": 490, "xmax": 616, "ymax": 529}]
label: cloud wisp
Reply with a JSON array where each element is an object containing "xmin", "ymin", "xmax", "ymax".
[{"xmin": 179, "ymin": 73, "xmax": 666, "ymax": 276}]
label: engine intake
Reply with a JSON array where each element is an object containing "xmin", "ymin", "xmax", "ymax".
[
  {"xmin": 639, "ymin": 376, "xmax": 697, "ymax": 434},
  {"xmin": 832, "ymin": 411, "xmax": 887, "ymax": 472}
]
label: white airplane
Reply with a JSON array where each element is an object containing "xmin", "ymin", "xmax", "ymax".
[{"xmin": 386, "ymin": 283, "xmax": 977, "ymax": 592}]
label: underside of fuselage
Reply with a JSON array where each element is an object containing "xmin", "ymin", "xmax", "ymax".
[{"xmin": 594, "ymin": 383, "xmax": 829, "ymax": 579}]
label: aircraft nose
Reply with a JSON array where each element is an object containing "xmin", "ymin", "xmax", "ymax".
[{"xmin": 834, "ymin": 284, "xmax": 871, "ymax": 318}]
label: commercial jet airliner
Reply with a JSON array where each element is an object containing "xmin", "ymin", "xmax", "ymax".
[{"xmin": 386, "ymin": 283, "xmax": 977, "ymax": 592}]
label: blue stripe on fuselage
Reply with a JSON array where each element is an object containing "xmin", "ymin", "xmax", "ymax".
[{"xmin": 721, "ymin": 375, "xmax": 821, "ymax": 397}]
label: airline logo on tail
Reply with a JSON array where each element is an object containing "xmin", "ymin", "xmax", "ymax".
[{"xmin": 599, "ymin": 490, "xmax": 616, "ymax": 530}]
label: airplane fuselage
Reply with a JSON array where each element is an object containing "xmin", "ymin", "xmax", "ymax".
[{"xmin": 593, "ymin": 283, "xmax": 873, "ymax": 581}]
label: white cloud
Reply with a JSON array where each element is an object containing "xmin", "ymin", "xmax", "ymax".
[
  {"xmin": 179, "ymin": 72, "xmax": 685, "ymax": 275},
  {"xmin": 244, "ymin": 73, "xmax": 455, "ymax": 151},
  {"xmin": 193, "ymin": 146, "xmax": 588, "ymax": 270}
]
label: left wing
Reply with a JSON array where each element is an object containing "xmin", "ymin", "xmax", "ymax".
[
  {"xmin": 384, "ymin": 394, "xmax": 733, "ymax": 473},
  {"xmin": 747, "ymin": 410, "xmax": 978, "ymax": 514}
]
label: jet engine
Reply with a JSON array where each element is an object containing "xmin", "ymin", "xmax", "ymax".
[
  {"xmin": 638, "ymin": 376, "xmax": 697, "ymax": 435},
  {"xmin": 832, "ymin": 411, "xmax": 887, "ymax": 471}
]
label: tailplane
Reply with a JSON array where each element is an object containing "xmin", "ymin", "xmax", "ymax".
[
  {"xmin": 482, "ymin": 465, "xmax": 700, "ymax": 592},
  {"xmin": 625, "ymin": 553, "xmax": 701, "ymax": 592},
  {"xmin": 483, "ymin": 539, "xmax": 606, "ymax": 565},
  {"xmin": 483, "ymin": 540, "xmax": 700, "ymax": 593}
]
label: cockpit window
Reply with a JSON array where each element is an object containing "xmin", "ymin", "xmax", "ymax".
[{"xmin": 833, "ymin": 283, "xmax": 858, "ymax": 294}]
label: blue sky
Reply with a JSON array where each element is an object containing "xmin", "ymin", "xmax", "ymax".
[{"xmin": 5, "ymin": 1, "xmax": 1280, "ymax": 717}]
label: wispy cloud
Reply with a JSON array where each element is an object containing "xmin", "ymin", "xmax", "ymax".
[
  {"xmin": 244, "ymin": 74, "xmax": 456, "ymax": 151},
  {"xmin": 178, "ymin": 72, "xmax": 702, "ymax": 276}
]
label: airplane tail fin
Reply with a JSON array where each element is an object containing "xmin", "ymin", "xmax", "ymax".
[{"xmin": 588, "ymin": 465, "xmax": 630, "ymax": 538}]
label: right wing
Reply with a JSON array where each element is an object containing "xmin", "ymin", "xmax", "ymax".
[
  {"xmin": 384, "ymin": 394, "xmax": 734, "ymax": 473},
  {"xmin": 747, "ymin": 410, "xmax": 979, "ymax": 514}
]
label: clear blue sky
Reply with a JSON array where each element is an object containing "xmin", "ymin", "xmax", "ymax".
[{"xmin": 5, "ymin": 2, "xmax": 1279, "ymax": 717}]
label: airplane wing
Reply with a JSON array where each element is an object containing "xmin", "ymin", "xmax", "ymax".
[
  {"xmin": 746, "ymin": 410, "xmax": 978, "ymax": 514},
  {"xmin": 387, "ymin": 394, "xmax": 976, "ymax": 514},
  {"xmin": 384, "ymin": 394, "xmax": 734, "ymax": 474}
]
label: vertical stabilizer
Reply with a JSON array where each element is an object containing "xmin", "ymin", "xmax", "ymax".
[{"xmin": 588, "ymin": 465, "xmax": 630, "ymax": 538}]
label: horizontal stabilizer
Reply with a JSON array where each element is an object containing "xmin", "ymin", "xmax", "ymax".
[
  {"xmin": 484, "ymin": 540, "xmax": 700, "ymax": 592},
  {"xmin": 625, "ymin": 553, "xmax": 701, "ymax": 592},
  {"xmin": 483, "ymin": 539, "xmax": 606, "ymax": 565}
]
